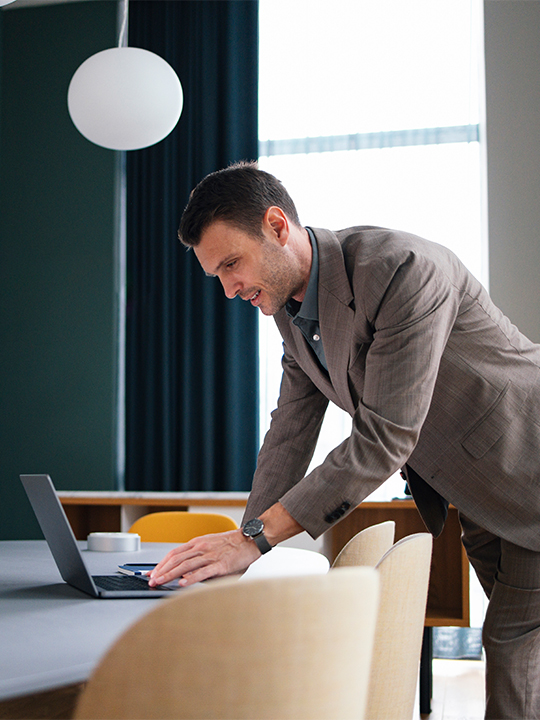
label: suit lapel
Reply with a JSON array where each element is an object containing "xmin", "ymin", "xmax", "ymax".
[{"xmin": 313, "ymin": 229, "xmax": 356, "ymax": 416}]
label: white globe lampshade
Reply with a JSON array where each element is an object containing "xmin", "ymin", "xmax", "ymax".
[{"xmin": 67, "ymin": 47, "xmax": 183, "ymax": 151}]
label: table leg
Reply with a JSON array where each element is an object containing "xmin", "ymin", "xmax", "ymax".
[{"xmin": 420, "ymin": 626, "xmax": 433, "ymax": 715}]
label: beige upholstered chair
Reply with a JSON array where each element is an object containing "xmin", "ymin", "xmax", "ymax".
[
  {"xmin": 365, "ymin": 532, "xmax": 433, "ymax": 720},
  {"xmin": 331, "ymin": 520, "xmax": 396, "ymax": 568},
  {"xmin": 128, "ymin": 510, "xmax": 238, "ymax": 542},
  {"xmin": 75, "ymin": 567, "xmax": 380, "ymax": 720}
]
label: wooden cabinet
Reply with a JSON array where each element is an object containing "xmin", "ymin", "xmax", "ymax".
[
  {"xmin": 325, "ymin": 500, "xmax": 469, "ymax": 627},
  {"xmin": 59, "ymin": 493, "xmax": 469, "ymax": 627},
  {"xmin": 58, "ymin": 491, "xmax": 249, "ymax": 541}
]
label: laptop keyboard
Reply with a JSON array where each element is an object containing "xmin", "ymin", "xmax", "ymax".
[{"xmin": 93, "ymin": 574, "xmax": 168, "ymax": 591}]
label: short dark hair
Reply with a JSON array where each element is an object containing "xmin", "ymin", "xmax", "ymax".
[{"xmin": 178, "ymin": 161, "xmax": 302, "ymax": 246}]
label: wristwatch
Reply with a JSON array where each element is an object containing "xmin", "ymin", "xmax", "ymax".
[{"xmin": 242, "ymin": 518, "xmax": 272, "ymax": 555}]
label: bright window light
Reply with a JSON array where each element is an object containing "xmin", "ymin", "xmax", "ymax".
[{"xmin": 258, "ymin": 0, "xmax": 485, "ymax": 500}]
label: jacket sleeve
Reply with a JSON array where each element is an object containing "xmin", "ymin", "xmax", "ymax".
[{"xmin": 243, "ymin": 343, "xmax": 329, "ymax": 523}]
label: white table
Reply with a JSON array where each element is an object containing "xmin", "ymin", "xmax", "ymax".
[{"xmin": 0, "ymin": 540, "xmax": 329, "ymax": 709}]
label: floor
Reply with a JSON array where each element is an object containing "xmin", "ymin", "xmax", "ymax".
[{"xmin": 421, "ymin": 659, "xmax": 486, "ymax": 720}]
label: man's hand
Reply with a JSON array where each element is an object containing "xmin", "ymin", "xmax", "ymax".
[
  {"xmin": 148, "ymin": 529, "xmax": 260, "ymax": 588},
  {"xmin": 148, "ymin": 502, "xmax": 304, "ymax": 588}
]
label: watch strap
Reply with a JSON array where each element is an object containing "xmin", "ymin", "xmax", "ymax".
[{"xmin": 252, "ymin": 531, "xmax": 272, "ymax": 555}]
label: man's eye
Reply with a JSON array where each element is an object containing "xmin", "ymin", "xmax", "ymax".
[{"xmin": 226, "ymin": 260, "xmax": 237, "ymax": 270}]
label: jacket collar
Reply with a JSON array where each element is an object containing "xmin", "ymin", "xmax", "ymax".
[{"xmin": 314, "ymin": 227, "xmax": 354, "ymax": 306}]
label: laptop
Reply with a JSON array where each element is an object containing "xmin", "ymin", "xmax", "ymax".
[{"xmin": 20, "ymin": 474, "xmax": 178, "ymax": 598}]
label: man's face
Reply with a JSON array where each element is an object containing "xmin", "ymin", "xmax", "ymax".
[{"xmin": 194, "ymin": 219, "xmax": 305, "ymax": 316}]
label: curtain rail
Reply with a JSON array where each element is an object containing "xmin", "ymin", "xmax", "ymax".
[{"xmin": 259, "ymin": 124, "xmax": 479, "ymax": 157}]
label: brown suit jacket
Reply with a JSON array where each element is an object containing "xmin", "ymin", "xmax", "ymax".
[{"xmin": 244, "ymin": 227, "xmax": 540, "ymax": 550}]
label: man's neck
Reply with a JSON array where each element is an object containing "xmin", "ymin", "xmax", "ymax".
[{"xmin": 290, "ymin": 226, "xmax": 313, "ymax": 303}]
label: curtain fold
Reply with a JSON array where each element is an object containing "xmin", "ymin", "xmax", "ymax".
[{"xmin": 125, "ymin": 1, "xmax": 259, "ymax": 492}]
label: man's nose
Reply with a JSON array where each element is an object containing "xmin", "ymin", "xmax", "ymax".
[{"xmin": 221, "ymin": 277, "xmax": 241, "ymax": 299}]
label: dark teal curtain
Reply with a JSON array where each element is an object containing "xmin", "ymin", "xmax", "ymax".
[{"xmin": 125, "ymin": 1, "xmax": 259, "ymax": 492}]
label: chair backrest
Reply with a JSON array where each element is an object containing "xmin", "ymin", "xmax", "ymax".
[
  {"xmin": 128, "ymin": 511, "xmax": 238, "ymax": 543},
  {"xmin": 75, "ymin": 567, "xmax": 380, "ymax": 720},
  {"xmin": 332, "ymin": 520, "xmax": 396, "ymax": 568},
  {"xmin": 365, "ymin": 532, "xmax": 433, "ymax": 720}
]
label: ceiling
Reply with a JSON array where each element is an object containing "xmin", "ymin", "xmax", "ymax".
[
  {"xmin": 3, "ymin": 0, "xmax": 101, "ymax": 7},
  {"xmin": 3, "ymin": 0, "xmax": 143, "ymax": 8}
]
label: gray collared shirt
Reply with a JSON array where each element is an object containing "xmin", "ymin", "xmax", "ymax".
[{"xmin": 285, "ymin": 228, "xmax": 328, "ymax": 372}]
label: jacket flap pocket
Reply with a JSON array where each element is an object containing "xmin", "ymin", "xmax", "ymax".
[
  {"xmin": 461, "ymin": 381, "xmax": 510, "ymax": 459},
  {"xmin": 461, "ymin": 381, "xmax": 527, "ymax": 459}
]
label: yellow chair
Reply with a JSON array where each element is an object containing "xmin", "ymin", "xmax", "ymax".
[
  {"xmin": 128, "ymin": 511, "xmax": 238, "ymax": 543},
  {"xmin": 365, "ymin": 533, "xmax": 433, "ymax": 720},
  {"xmin": 331, "ymin": 520, "xmax": 396, "ymax": 569},
  {"xmin": 75, "ymin": 567, "xmax": 380, "ymax": 720}
]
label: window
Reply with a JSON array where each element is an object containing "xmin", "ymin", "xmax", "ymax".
[{"xmin": 258, "ymin": 0, "xmax": 485, "ymax": 500}]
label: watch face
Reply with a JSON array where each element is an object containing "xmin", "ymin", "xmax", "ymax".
[{"xmin": 243, "ymin": 518, "xmax": 264, "ymax": 537}]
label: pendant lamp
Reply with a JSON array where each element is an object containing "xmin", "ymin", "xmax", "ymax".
[{"xmin": 67, "ymin": 0, "xmax": 183, "ymax": 151}]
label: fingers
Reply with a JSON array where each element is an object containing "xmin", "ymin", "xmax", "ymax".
[
  {"xmin": 149, "ymin": 547, "xmax": 212, "ymax": 586},
  {"xmin": 149, "ymin": 543, "xmax": 200, "ymax": 584}
]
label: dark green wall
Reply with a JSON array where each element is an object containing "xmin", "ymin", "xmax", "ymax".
[{"xmin": 0, "ymin": 1, "xmax": 119, "ymax": 539}]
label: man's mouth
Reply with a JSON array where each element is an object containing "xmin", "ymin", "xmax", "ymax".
[{"xmin": 248, "ymin": 290, "xmax": 261, "ymax": 305}]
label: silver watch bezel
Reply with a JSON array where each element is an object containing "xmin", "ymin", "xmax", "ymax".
[{"xmin": 242, "ymin": 518, "xmax": 272, "ymax": 554}]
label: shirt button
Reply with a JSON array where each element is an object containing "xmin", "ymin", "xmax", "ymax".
[{"xmin": 313, "ymin": 334, "xmax": 320, "ymax": 341}]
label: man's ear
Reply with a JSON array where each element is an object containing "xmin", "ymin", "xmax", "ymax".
[{"xmin": 263, "ymin": 206, "xmax": 289, "ymax": 246}]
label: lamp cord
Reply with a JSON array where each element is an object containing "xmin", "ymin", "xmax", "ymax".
[{"xmin": 118, "ymin": 0, "xmax": 128, "ymax": 48}]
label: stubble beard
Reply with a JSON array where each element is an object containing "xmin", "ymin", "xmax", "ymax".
[{"xmin": 258, "ymin": 242, "xmax": 305, "ymax": 316}]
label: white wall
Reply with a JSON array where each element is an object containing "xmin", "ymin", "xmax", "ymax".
[{"xmin": 484, "ymin": 0, "xmax": 540, "ymax": 343}]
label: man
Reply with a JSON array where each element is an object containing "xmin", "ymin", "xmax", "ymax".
[{"xmin": 149, "ymin": 162, "xmax": 540, "ymax": 719}]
